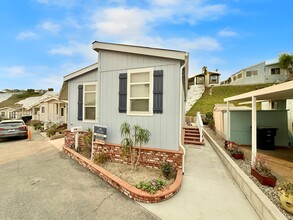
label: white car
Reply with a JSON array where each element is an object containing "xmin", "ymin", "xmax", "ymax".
[{"xmin": 0, "ymin": 119, "xmax": 28, "ymax": 139}]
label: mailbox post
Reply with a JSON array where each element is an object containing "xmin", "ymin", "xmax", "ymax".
[{"xmin": 70, "ymin": 126, "xmax": 83, "ymax": 151}]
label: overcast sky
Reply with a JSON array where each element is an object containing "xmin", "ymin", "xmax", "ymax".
[{"xmin": 0, "ymin": 0, "xmax": 292, "ymax": 91}]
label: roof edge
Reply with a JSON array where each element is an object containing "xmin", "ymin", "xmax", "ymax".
[
  {"xmin": 92, "ymin": 41, "xmax": 188, "ymax": 61},
  {"xmin": 64, "ymin": 62, "xmax": 98, "ymax": 81}
]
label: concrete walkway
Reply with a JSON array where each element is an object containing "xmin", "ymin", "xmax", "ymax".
[
  {"xmin": 139, "ymin": 141, "xmax": 260, "ymax": 220},
  {"xmin": 49, "ymin": 135, "xmax": 260, "ymax": 220}
]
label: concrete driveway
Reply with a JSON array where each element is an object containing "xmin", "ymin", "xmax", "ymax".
[{"xmin": 0, "ymin": 131, "xmax": 158, "ymax": 220}]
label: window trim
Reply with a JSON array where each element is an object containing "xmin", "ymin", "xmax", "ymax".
[
  {"xmin": 210, "ymin": 75, "xmax": 218, "ymax": 84},
  {"xmin": 127, "ymin": 68, "xmax": 153, "ymax": 116},
  {"xmin": 196, "ymin": 76, "xmax": 205, "ymax": 84},
  {"xmin": 271, "ymin": 68, "xmax": 280, "ymax": 75},
  {"xmin": 246, "ymin": 70, "xmax": 258, "ymax": 77},
  {"xmin": 83, "ymin": 82, "xmax": 97, "ymax": 122}
]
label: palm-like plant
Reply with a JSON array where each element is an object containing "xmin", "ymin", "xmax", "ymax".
[
  {"xmin": 134, "ymin": 125, "xmax": 151, "ymax": 168},
  {"xmin": 120, "ymin": 122, "xmax": 151, "ymax": 169},
  {"xmin": 120, "ymin": 122, "xmax": 134, "ymax": 164}
]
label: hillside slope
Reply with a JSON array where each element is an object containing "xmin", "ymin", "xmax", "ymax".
[
  {"xmin": 0, "ymin": 91, "xmax": 43, "ymax": 109},
  {"xmin": 186, "ymin": 83, "xmax": 273, "ymax": 116}
]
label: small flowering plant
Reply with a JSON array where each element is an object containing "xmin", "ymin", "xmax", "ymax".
[
  {"xmin": 224, "ymin": 140, "xmax": 234, "ymax": 150},
  {"xmin": 135, "ymin": 177, "xmax": 167, "ymax": 194},
  {"xmin": 225, "ymin": 140, "xmax": 242, "ymax": 152},
  {"xmin": 254, "ymin": 156, "xmax": 274, "ymax": 178},
  {"xmin": 278, "ymin": 182, "xmax": 293, "ymax": 197},
  {"xmin": 278, "ymin": 181, "xmax": 293, "ymax": 214},
  {"xmin": 229, "ymin": 145, "xmax": 244, "ymax": 155}
]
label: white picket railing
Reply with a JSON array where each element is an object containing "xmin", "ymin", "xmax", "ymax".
[{"xmin": 195, "ymin": 111, "xmax": 204, "ymax": 142}]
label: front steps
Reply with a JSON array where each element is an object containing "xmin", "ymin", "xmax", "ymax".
[{"xmin": 183, "ymin": 126, "xmax": 205, "ymax": 146}]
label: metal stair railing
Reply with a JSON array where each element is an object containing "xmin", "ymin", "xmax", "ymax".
[{"xmin": 195, "ymin": 111, "xmax": 204, "ymax": 143}]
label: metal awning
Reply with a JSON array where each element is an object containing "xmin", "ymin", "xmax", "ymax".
[
  {"xmin": 224, "ymin": 80, "xmax": 293, "ymax": 102},
  {"xmin": 224, "ymin": 80, "xmax": 293, "ymax": 167}
]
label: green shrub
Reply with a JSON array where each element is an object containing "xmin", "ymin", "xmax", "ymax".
[
  {"xmin": 204, "ymin": 112, "xmax": 214, "ymax": 130},
  {"xmin": 29, "ymin": 120, "xmax": 44, "ymax": 131},
  {"xmin": 135, "ymin": 178, "xmax": 166, "ymax": 194},
  {"xmin": 93, "ymin": 152, "xmax": 108, "ymax": 164},
  {"xmin": 46, "ymin": 123, "xmax": 58, "ymax": 137},
  {"xmin": 160, "ymin": 162, "xmax": 175, "ymax": 179},
  {"xmin": 82, "ymin": 128, "xmax": 93, "ymax": 149},
  {"xmin": 45, "ymin": 122, "xmax": 66, "ymax": 137}
]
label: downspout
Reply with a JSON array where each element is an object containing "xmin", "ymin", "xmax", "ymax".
[{"xmin": 179, "ymin": 55, "xmax": 188, "ymax": 175}]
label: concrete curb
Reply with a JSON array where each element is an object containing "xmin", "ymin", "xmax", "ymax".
[
  {"xmin": 63, "ymin": 145, "xmax": 183, "ymax": 203},
  {"xmin": 203, "ymin": 129, "xmax": 287, "ymax": 220}
]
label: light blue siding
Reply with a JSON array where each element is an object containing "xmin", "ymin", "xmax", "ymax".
[
  {"xmin": 228, "ymin": 110, "xmax": 288, "ymax": 146},
  {"xmin": 98, "ymin": 50, "xmax": 181, "ymax": 150},
  {"xmin": 67, "ymin": 68, "xmax": 98, "ymax": 129},
  {"xmin": 228, "ymin": 62, "xmax": 287, "ymax": 85}
]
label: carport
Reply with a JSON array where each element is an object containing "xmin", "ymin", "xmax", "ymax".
[{"xmin": 224, "ymin": 80, "xmax": 293, "ymax": 166}]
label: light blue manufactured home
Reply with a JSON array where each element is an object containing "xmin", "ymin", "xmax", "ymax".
[
  {"xmin": 222, "ymin": 59, "xmax": 287, "ymax": 85},
  {"xmin": 60, "ymin": 41, "xmax": 189, "ymax": 150}
]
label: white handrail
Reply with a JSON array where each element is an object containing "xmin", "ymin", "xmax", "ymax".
[{"xmin": 195, "ymin": 111, "xmax": 204, "ymax": 142}]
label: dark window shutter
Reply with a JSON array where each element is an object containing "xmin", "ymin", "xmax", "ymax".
[
  {"xmin": 77, "ymin": 85, "xmax": 83, "ymax": 120},
  {"xmin": 119, "ymin": 73, "xmax": 127, "ymax": 113},
  {"xmin": 153, "ymin": 70, "xmax": 163, "ymax": 113}
]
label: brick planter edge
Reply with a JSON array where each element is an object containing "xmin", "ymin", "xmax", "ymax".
[{"xmin": 63, "ymin": 145, "xmax": 183, "ymax": 203}]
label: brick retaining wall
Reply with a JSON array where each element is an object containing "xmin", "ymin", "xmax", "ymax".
[
  {"xmin": 63, "ymin": 146, "xmax": 183, "ymax": 203},
  {"xmin": 92, "ymin": 142, "xmax": 183, "ymax": 170},
  {"xmin": 64, "ymin": 130, "xmax": 183, "ymax": 170}
]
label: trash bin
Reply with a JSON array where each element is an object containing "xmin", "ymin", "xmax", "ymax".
[
  {"xmin": 257, "ymin": 127, "xmax": 278, "ymax": 150},
  {"xmin": 21, "ymin": 116, "xmax": 32, "ymax": 124}
]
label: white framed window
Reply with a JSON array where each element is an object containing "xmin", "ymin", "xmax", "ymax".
[
  {"xmin": 41, "ymin": 107, "xmax": 45, "ymax": 113},
  {"xmin": 83, "ymin": 83, "xmax": 97, "ymax": 121},
  {"xmin": 246, "ymin": 70, "xmax": 258, "ymax": 77},
  {"xmin": 271, "ymin": 68, "xmax": 280, "ymax": 75},
  {"xmin": 9, "ymin": 112, "xmax": 16, "ymax": 119},
  {"xmin": 1, "ymin": 111, "xmax": 5, "ymax": 117},
  {"xmin": 196, "ymin": 76, "xmax": 204, "ymax": 84},
  {"xmin": 237, "ymin": 73, "xmax": 243, "ymax": 79},
  {"xmin": 127, "ymin": 68, "xmax": 153, "ymax": 116},
  {"xmin": 210, "ymin": 75, "xmax": 218, "ymax": 83}
]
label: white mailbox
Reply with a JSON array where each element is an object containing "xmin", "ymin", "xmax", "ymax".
[
  {"xmin": 70, "ymin": 126, "xmax": 83, "ymax": 151},
  {"xmin": 71, "ymin": 126, "xmax": 83, "ymax": 132}
]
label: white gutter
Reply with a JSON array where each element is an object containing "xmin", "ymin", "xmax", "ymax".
[{"xmin": 179, "ymin": 55, "xmax": 188, "ymax": 174}]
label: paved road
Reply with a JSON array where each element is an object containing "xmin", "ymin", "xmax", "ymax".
[{"xmin": 0, "ymin": 132, "xmax": 158, "ymax": 220}]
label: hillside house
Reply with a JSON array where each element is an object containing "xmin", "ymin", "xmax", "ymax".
[
  {"xmin": 221, "ymin": 59, "xmax": 287, "ymax": 85},
  {"xmin": 195, "ymin": 66, "xmax": 220, "ymax": 86}
]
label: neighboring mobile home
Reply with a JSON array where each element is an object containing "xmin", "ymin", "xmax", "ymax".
[
  {"xmin": 15, "ymin": 91, "xmax": 67, "ymax": 125},
  {"xmin": 0, "ymin": 107, "xmax": 17, "ymax": 119},
  {"xmin": 221, "ymin": 59, "xmax": 287, "ymax": 85},
  {"xmin": 37, "ymin": 96, "xmax": 67, "ymax": 125},
  {"xmin": 59, "ymin": 41, "xmax": 189, "ymax": 150}
]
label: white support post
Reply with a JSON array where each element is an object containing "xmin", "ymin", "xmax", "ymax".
[
  {"xmin": 58, "ymin": 103, "xmax": 60, "ymax": 123},
  {"xmin": 251, "ymin": 96, "xmax": 257, "ymax": 167},
  {"xmin": 75, "ymin": 131, "xmax": 79, "ymax": 151},
  {"xmin": 226, "ymin": 101, "xmax": 230, "ymax": 140}
]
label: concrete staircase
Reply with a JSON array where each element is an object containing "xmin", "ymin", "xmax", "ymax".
[{"xmin": 183, "ymin": 126, "xmax": 205, "ymax": 146}]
